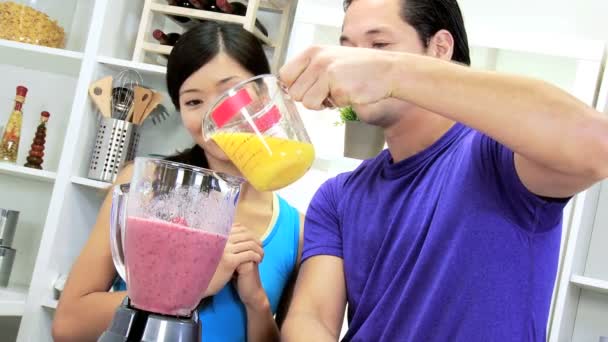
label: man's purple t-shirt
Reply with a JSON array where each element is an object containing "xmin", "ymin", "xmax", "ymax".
[{"xmin": 303, "ymin": 123, "xmax": 567, "ymax": 341}]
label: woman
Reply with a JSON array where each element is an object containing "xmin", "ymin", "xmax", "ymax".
[{"xmin": 52, "ymin": 21, "xmax": 303, "ymax": 342}]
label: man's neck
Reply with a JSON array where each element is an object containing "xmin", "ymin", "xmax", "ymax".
[{"xmin": 384, "ymin": 109, "xmax": 456, "ymax": 163}]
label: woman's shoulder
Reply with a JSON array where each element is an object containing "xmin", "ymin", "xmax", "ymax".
[
  {"xmin": 275, "ymin": 194, "xmax": 301, "ymax": 225},
  {"xmin": 272, "ymin": 194, "xmax": 304, "ymax": 266}
]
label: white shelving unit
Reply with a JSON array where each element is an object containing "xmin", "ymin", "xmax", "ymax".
[
  {"xmin": 0, "ymin": 286, "xmax": 28, "ymax": 317},
  {"xmin": 71, "ymin": 176, "xmax": 111, "ymax": 191},
  {"xmin": 0, "ymin": 0, "xmax": 605, "ymax": 341},
  {"xmin": 0, "ymin": 163, "xmax": 56, "ymax": 183},
  {"xmin": 570, "ymin": 275, "xmax": 608, "ymax": 296},
  {"xmin": 549, "ymin": 63, "xmax": 608, "ymax": 341}
]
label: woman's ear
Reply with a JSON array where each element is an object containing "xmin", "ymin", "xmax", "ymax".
[{"xmin": 427, "ymin": 29, "xmax": 455, "ymax": 61}]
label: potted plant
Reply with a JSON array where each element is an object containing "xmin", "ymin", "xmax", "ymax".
[{"xmin": 338, "ymin": 107, "xmax": 385, "ymax": 160}]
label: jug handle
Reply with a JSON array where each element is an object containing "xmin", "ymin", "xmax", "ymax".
[{"xmin": 110, "ymin": 184, "xmax": 129, "ymax": 282}]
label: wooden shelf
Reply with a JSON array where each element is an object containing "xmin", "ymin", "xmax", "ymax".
[
  {"xmin": 71, "ymin": 176, "xmax": 111, "ymax": 190},
  {"xmin": 97, "ymin": 56, "xmax": 166, "ymax": 75},
  {"xmin": 151, "ymin": 3, "xmax": 244, "ymax": 24},
  {"xmin": 571, "ymin": 275, "xmax": 608, "ymax": 295},
  {"xmin": 0, "ymin": 39, "xmax": 83, "ymax": 77},
  {"xmin": 0, "ymin": 285, "xmax": 28, "ymax": 316},
  {"xmin": 148, "ymin": 3, "xmax": 275, "ymax": 47},
  {"xmin": 142, "ymin": 42, "xmax": 173, "ymax": 56},
  {"xmin": 0, "ymin": 163, "xmax": 56, "ymax": 183}
]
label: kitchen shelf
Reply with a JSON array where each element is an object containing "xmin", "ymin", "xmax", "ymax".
[
  {"xmin": 141, "ymin": 42, "xmax": 173, "ymax": 57},
  {"xmin": 571, "ymin": 275, "xmax": 608, "ymax": 295},
  {"xmin": 0, "ymin": 286, "xmax": 28, "ymax": 316},
  {"xmin": 0, "ymin": 163, "xmax": 57, "ymax": 183},
  {"xmin": 97, "ymin": 56, "xmax": 166, "ymax": 75},
  {"xmin": 41, "ymin": 299, "xmax": 58, "ymax": 310},
  {"xmin": 0, "ymin": 39, "xmax": 83, "ymax": 77},
  {"xmin": 71, "ymin": 176, "xmax": 111, "ymax": 190}
]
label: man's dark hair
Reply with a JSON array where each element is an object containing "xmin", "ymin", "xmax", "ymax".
[{"xmin": 344, "ymin": 0, "xmax": 471, "ymax": 65}]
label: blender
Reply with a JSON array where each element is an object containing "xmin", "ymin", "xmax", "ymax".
[{"xmin": 99, "ymin": 157, "xmax": 243, "ymax": 342}]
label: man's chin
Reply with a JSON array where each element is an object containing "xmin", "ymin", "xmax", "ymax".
[{"xmin": 353, "ymin": 100, "xmax": 408, "ymax": 128}]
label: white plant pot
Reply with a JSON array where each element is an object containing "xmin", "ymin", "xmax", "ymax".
[{"xmin": 343, "ymin": 121, "xmax": 385, "ymax": 160}]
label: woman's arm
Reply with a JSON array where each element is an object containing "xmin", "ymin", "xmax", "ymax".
[
  {"xmin": 237, "ymin": 214, "xmax": 304, "ymax": 341},
  {"xmin": 238, "ymin": 262, "xmax": 280, "ymax": 342},
  {"xmin": 52, "ymin": 165, "xmax": 134, "ymax": 342},
  {"xmin": 276, "ymin": 214, "xmax": 305, "ymax": 327}
]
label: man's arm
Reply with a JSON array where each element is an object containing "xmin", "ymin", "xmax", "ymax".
[
  {"xmin": 280, "ymin": 46, "xmax": 608, "ymax": 198},
  {"xmin": 388, "ymin": 52, "xmax": 608, "ymax": 198},
  {"xmin": 281, "ymin": 256, "xmax": 347, "ymax": 342}
]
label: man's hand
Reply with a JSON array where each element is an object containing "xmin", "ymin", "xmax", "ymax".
[{"xmin": 279, "ymin": 45, "xmax": 398, "ymax": 112}]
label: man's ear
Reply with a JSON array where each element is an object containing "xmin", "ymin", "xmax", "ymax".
[{"xmin": 427, "ymin": 29, "xmax": 454, "ymax": 61}]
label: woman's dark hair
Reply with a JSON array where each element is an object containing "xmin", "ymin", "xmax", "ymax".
[
  {"xmin": 343, "ymin": 0, "xmax": 471, "ymax": 66},
  {"xmin": 167, "ymin": 21, "xmax": 271, "ymax": 110},
  {"xmin": 164, "ymin": 21, "xmax": 271, "ymax": 168}
]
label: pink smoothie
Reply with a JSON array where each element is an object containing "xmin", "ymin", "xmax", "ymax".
[{"xmin": 125, "ymin": 216, "xmax": 227, "ymax": 316}]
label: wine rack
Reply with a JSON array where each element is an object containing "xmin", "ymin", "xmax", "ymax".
[{"xmin": 132, "ymin": 0, "xmax": 298, "ymax": 72}]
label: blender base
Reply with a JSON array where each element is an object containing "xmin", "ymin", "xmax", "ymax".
[{"xmin": 99, "ymin": 297, "xmax": 201, "ymax": 342}]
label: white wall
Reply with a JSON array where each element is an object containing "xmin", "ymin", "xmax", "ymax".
[
  {"xmin": 459, "ymin": 0, "xmax": 608, "ymax": 41},
  {"xmin": 291, "ymin": 0, "xmax": 608, "ymax": 41}
]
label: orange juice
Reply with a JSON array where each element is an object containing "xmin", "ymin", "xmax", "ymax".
[{"xmin": 212, "ymin": 132, "xmax": 315, "ymax": 191}]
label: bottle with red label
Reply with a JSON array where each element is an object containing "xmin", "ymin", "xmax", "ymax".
[
  {"xmin": 0, "ymin": 86, "xmax": 28, "ymax": 163},
  {"xmin": 24, "ymin": 111, "xmax": 50, "ymax": 170},
  {"xmin": 153, "ymin": 29, "xmax": 182, "ymax": 46}
]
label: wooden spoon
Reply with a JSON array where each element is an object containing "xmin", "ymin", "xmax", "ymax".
[
  {"xmin": 88, "ymin": 76, "xmax": 113, "ymax": 118},
  {"xmin": 132, "ymin": 86, "xmax": 154, "ymax": 124},
  {"xmin": 139, "ymin": 91, "xmax": 164, "ymax": 125}
]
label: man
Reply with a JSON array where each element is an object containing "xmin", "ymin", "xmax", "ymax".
[{"xmin": 279, "ymin": 0, "xmax": 608, "ymax": 341}]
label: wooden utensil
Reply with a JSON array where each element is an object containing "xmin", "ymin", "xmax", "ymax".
[
  {"xmin": 139, "ymin": 91, "xmax": 164, "ymax": 125},
  {"xmin": 132, "ymin": 86, "xmax": 153, "ymax": 124},
  {"xmin": 88, "ymin": 76, "xmax": 113, "ymax": 118}
]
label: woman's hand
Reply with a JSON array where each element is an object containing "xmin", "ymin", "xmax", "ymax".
[
  {"xmin": 204, "ymin": 224, "xmax": 264, "ymax": 297},
  {"xmin": 235, "ymin": 262, "xmax": 270, "ymax": 311}
]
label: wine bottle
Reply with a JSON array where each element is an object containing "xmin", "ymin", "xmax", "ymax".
[
  {"xmin": 166, "ymin": 0, "xmax": 197, "ymax": 23},
  {"xmin": 203, "ymin": 0, "xmax": 224, "ymax": 13},
  {"xmin": 217, "ymin": 1, "xmax": 269, "ymax": 37},
  {"xmin": 153, "ymin": 29, "xmax": 181, "ymax": 46},
  {"xmin": 214, "ymin": 0, "xmax": 232, "ymax": 13},
  {"xmin": 0, "ymin": 86, "xmax": 28, "ymax": 163}
]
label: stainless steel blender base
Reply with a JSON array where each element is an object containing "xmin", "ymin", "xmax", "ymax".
[{"xmin": 99, "ymin": 298, "xmax": 201, "ymax": 342}]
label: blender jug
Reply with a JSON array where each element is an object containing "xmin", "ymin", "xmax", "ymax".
[
  {"xmin": 202, "ymin": 74, "xmax": 315, "ymax": 192},
  {"xmin": 109, "ymin": 157, "xmax": 244, "ymax": 317}
]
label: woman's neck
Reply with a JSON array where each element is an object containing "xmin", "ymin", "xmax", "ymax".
[{"xmin": 204, "ymin": 149, "xmax": 273, "ymax": 205}]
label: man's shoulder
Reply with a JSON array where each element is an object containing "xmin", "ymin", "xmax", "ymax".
[{"xmin": 325, "ymin": 151, "xmax": 387, "ymax": 189}]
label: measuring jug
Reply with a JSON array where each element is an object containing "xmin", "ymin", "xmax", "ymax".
[{"xmin": 202, "ymin": 74, "xmax": 315, "ymax": 191}]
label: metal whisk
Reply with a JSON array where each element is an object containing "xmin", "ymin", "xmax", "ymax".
[{"xmin": 111, "ymin": 69, "xmax": 143, "ymax": 121}]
